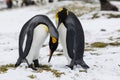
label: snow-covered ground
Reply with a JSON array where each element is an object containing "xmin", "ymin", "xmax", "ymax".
[{"xmin": 0, "ymin": 1, "xmax": 120, "ymax": 80}]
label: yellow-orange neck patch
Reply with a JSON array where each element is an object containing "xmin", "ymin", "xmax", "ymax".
[
  {"xmin": 67, "ymin": 10, "xmax": 69, "ymax": 15},
  {"xmin": 58, "ymin": 8, "xmax": 63, "ymax": 12},
  {"xmin": 38, "ymin": 24, "xmax": 49, "ymax": 32},
  {"xmin": 55, "ymin": 13, "xmax": 58, "ymax": 20}
]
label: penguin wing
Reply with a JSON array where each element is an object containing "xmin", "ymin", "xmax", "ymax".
[
  {"xmin": 19, "ymin": 21, "xmax": 36, "ymax": 58},
  {"xmin": 66, "ymin": 24, "xmax": 75, "ymax": 59},
  {"xmin": 23, "ymin": 26, "xmax": 34, "ymax": 59},
  {"xmin": 15, "ymin": 26, "xmax": 34, "ymax": 67},
  {"xmin": 19, "ymin": 20, "xmax": 30, "ymax": 58},
  {"xmin": 15, "ymin": 20, "xmax": 32, "ymax": 67}
]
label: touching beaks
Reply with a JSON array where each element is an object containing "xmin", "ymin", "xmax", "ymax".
[{"xmin": 48, "ymin": 49, "xmax": 53, "ymax": 62}]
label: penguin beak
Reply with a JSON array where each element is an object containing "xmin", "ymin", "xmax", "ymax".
[
  {"xmin": 48, "ymin": 49, "xmax": 53, "ymax": 62},
  {"xmin": 57, "ymin": 20, "xmax": 61, "ymax": 29}
]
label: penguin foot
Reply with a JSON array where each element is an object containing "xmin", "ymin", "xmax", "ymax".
[
  {"xmin": 29, "ymin": 64, "xmax": 37, "ymax": 70},
  {"xmin": 66, "ymin": 65, "xmax": 74, "ymax": 70},
  {"xmin": 33, "ymin": 59, "xmax": 40, "ymax": 68},
  {"xmin": 75, "ymin": 59, "xmax": 89, "ymax": 69},
  {"xmin": 81, "ymin": 64, "xmax": 89, "ymax": 69},
  {"xmin": 66, "ymin": 60, "xmax": 76, "ymax": 70}
]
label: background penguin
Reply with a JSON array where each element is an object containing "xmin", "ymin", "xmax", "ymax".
[
  {"xmin": 49, "ymin": 8, "xmax": 89, "ymax": 69},
  {"xmin": 15, "ymin": 15, "xmax": 59, "ymax": 70}
]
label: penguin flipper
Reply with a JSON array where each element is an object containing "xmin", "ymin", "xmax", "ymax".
[
  {"xmin": 66, "ymin": 26, "xmax": 75, "ymax": 59},
  {"xmin": 66, "ymin": 25, "xmax": 76, "ymax": 69},
  {"xmin": 15, "ymin": 28, "xmax": 34, "ymax": 67},
  {"xmin": 23, "ymin": 28, "xmax": 34, "ymax": 60},
  {"xmin": 16, "ymin": 26, "xmax": 34, "ymax": 67},
  {"xmin": 15, "ymin": 21, "xmax": 30, "ymax": 67},
  {"xmin": 15, "ymin": 58, "xmax": 23, "ymax": 67}
]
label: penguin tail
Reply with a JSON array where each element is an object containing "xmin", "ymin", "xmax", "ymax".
[
  {"xmin": 15, "ymin": 58, "xmax": 23, "ymax": 67},
  {"xmin": 75, "ymin": 59, "xmax": 89, "ymax": 69}
]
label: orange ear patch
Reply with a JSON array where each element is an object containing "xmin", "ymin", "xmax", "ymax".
[{"xmin": 52, "ymin": 37, "xmax": 57, "ymax": 43}]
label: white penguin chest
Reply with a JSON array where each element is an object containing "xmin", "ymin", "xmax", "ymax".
[
  {"xmin": 58, "ymin": 24, "xmax": 71, "ymax": 63},
  {"xmin": 58, "ymin": 24, "xmax": 67, "ymax": 47},
  {"xmin": 26, "ymin": 24, "xmax": 49, "ymax": 63},
  {"xmin": 32, "ymin": 24, "xmax": 49, "ymax": 48}
]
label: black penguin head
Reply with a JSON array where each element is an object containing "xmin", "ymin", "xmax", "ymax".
[
  {"xmin": 55, "ymin": 7, "xmax": 68, "ymax": 28},
  {"xmin": 48, "ymin": 36, "xmax": 58, "ymax": 62}
]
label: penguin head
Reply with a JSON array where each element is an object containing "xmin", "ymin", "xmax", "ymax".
[
  {"xmin": 55, "ymin": 7, "xmax": 68, "ymax": 28},
  {"xmin": 48, "ymin": 36, "xmax": 58, "ymax": 62}
]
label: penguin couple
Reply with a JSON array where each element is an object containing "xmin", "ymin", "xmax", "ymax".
[{"xmin": 15, "ymin": 8, "xmax": 89, "ymax": 70}]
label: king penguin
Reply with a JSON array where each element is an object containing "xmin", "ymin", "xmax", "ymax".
[
  {"xmin": 15, "ymin": 15, "xmax": 59, "ymax": 70},
  {"xmin": 48, "ymin": 8, "xmax": 89, "ymax": 70}
]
